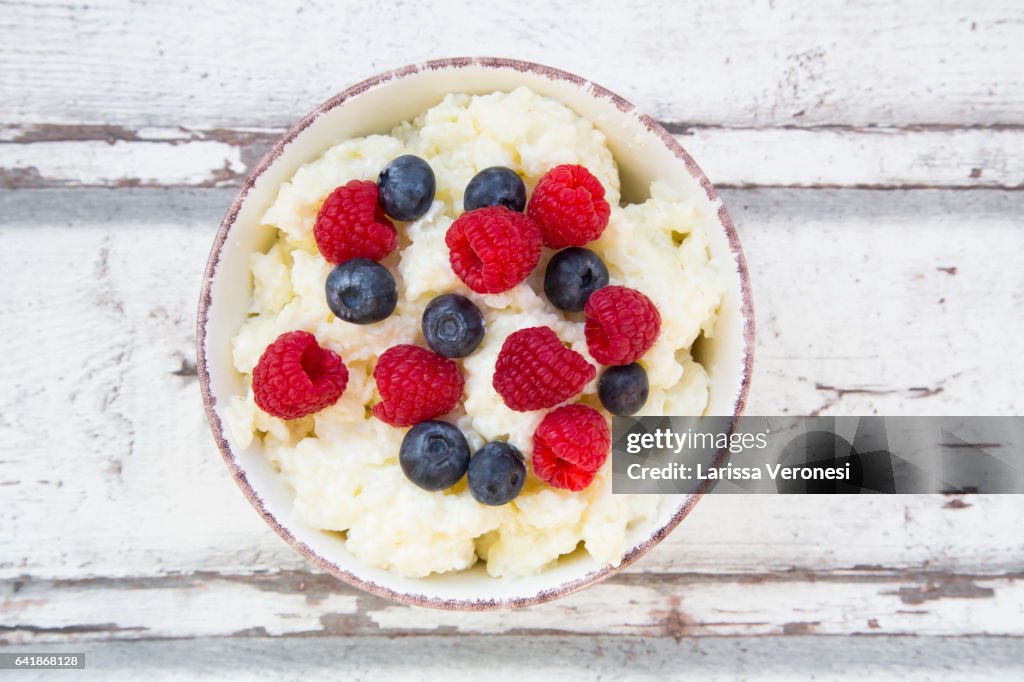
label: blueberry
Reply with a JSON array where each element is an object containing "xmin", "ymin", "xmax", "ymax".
[
  {"xmin": 598, "ymin": 363, "xmax": 649, "ymax": 416},
  {"xmin": 463, "ymin": 167, "xmax": 527, "ymax": 212},
  {"xmin": 378, "ymin": 155, "xmax": 436, "ymax": 221},
  {"xmin": 422, "ymin": 294, "xmax": 486, "ymax": 358},
  {"xmin": 325, "ymin": 258, "xmax": 397, "ymax": 324},
  {"xmin": 467, "ymin": 442, "xmax": 526, "ymax": 506},
  {"xmin": 543, "ymin": 247, "xmax": 610, "ymax": 312},
  {"xmin": 399, "ymin": 420, "xmax": 471, "ymax": 491}
]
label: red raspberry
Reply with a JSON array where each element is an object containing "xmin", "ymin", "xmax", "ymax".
[
  {"xmin": 446, "ymin": 206, "xmax": 542, "ymax": 294},
  {"xmin": 372, "ymin": 344, "xmax": 464, "ymax": 427},
  {"xmin": 532, "ymin": 404, "xmax": 611, "ymax": 491},
  {"xmin": 527, "ymin": 164, "xmax": 611, "ymax": 248},
  {"xmin": 493, "ymin": 326, "xmax": 595, "ymax": 412},
  {"xmin": 585, "ymin": 285, "xmax": 661, "ymax": 365},
  {"xmin": 252, "ymin": 331, "xmax": 349, "ymax": 420},
  {"xmin": 314, "ymin": 180, "xmax": 397, "ymax": 264}
]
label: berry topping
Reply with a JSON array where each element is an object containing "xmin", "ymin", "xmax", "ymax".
[
  {"xmin": 467, "ymin": 442, "xmax": 526, "ymax": 506},
  {"xmin": 252, "ymin": 331, "xmax": 349, "ymax": 420},
  {"xmin": 543, "ymin": 247, "xmax": 610, "ymax": 312},
  {"xmin": 325, "ymin": 258, "xmax": 398, "ymax": 324},
  {"xmin": 378, "ymin": 155, "xmax": 436, "ymax": 221},
  {"xmin": 314, "ymin": 180, "xmax": 397, "ymax": 264},
  {"xmin": 422, "ymin": 293, "xmax": 486, "ymax": 358},
  {"xmin": 527, "ymin": 164, "xmax": 611, "ymax": 248},
  {"xmin": 584, "ymin": 285, "xmax": 661, "ymax": 365},
  {"xmin": 463, "ymin": 166, "xmax": 527, "ymax": 212},
  {"xmin": 446, "ymin": 206, "xmax": 543, "ymax": 294},
  {"xmin": 598, "ymin": 363, "xmax": 649, "ymax": 416},
  {"xmin": 399, "ymin": 420, "xmax": 471, "ymax": 491},
  {"xmin": 492, "ymin": 326, "xmax": 595, "ymax": 412},
  {"xmin": 532, "ymin": 404, "xmax": 610, "ymax": 491},
  {"xmin": 372, "ymin": 344, "xmax": 464, "ymax": 427}
]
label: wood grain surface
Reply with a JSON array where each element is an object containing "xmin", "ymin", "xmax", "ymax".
[
  {"xmin": 2, "ymin": 125, "xmax": 1022, "ymax": 189},
  {"xmin": 2, "ymin": 0, "xmax": 1019, "ymax": 128},
  {"xmin": 1, "ymin": 0, "xmax": 1022, "ymax": 678},
  {"xmin": 7, "ymin": 637, "xmax": 1024, "ymax": 682}
]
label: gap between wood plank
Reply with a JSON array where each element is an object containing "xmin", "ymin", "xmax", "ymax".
[{"xmin": 5, "ymin": 567, "xmax": 1021, "ymax": 590}]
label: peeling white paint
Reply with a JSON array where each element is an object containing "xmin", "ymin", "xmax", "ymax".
[{"xmin": 0, "ymin": 140, "xmax": 244, "ymax": 186}]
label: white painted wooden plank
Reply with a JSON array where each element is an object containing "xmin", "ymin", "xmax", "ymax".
[
  {"xmin": 683, "ymin": 126, "xmax": 1024, "ymax": 189},
  {"xmin": 0, "ymin": 1, "xmax": 1020, "ymax": 128},
  {"xmin": 741, "ymin": 188, "xmax": 1024, "ymax": 418},
  {"xmin": 8, "ymin": 634, "xmax": 1024, "ymax": 679},
  {"xmin": 0, "ymin": 188, "xmax": 1021, "ymax": 581},
  {"xmin": 1, "ymin": 571, "xmax": 1021, "ymax": 642},
  {"xmin": 0, "ymin": 139, "xmax": 244, "ymax": 188},
  {"xmin": 4, "ymin": 636, "xmax": 1022, "ymax": 682},
  {"xmin": 2, "ymin": 126, "xmax": 1021, "ymax": 189}
]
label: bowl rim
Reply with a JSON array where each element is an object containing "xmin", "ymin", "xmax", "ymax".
[{"xmin": 196, "ymin": 56, "xmax": 756, "ymax": 610}]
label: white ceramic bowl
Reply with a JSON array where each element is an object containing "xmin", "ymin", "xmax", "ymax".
[{"xmin": 197, "ymin": 57, "xmax": 754, "ymax": 609}]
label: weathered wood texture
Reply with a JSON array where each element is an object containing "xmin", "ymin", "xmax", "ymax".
[
  {"xmin": 3, "ymin": 636, "xmax": 1023, "ymax": 681},
  {"xmin": 1, "ymin": 0, "xmax": 1022, "ymax": 672},
  {"xmin": 2, "ymin": 125, "xmax": 1021, "ymax": 189},
  {"xmin": 1, "ymin": 0, "xmax": 1020, "ymax": 128},
  {"xmin": 0, "ymin": 188, "xmax": 1021, "ymax": 585},
  {"xmin": 1, "ymin": 570, "xmax": 1022, "ymax": 643}
]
